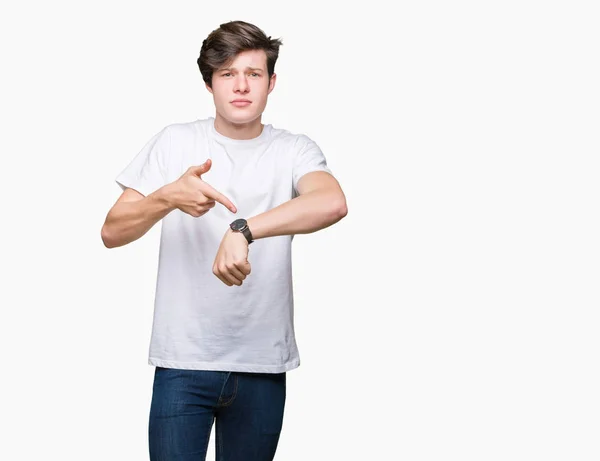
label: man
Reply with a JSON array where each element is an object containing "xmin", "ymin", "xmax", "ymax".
[{"xmin": 101, "ymin": 20, "xmax": 347, "ymax": 461}]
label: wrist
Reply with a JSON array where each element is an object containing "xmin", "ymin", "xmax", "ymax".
[
  {"xmin": 155, "ymin": 183, "xmax": 178, "ymax": 211},
  {"xmin": 227, "ymin": 227, "xmax": 248, "ymax": 243},
  {"xmin": 229, "ymin": 218, "xmax": 254, "ymax": 244}
]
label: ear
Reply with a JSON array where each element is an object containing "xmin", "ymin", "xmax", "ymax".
[
  {"xmin": 205, "ymin": 82, "xmax": 213, "ymax": 94},
  {"xmin": 268, "ymin": 73, "xmax": 277, "ymax": 95}
]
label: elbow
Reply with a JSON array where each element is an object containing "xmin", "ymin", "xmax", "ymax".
[
  {"xmin": 336, "ymin": 192, "xmax": 348, "ymax": 218},
  {"xmin": 101, "ymin": 226, "xmax": 117, "ymax": 249},
  {"xmin": 338, "ymin": 201, "xmax": 348, "ymax": 219},
  {"xmin": 331, "ymin": 198, "xmax": 348, "ymax": 222}
]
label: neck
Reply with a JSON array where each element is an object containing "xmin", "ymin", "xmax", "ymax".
[{"xmin": 213, "ymin": 113, "xmax": 264, "ymax": 140}]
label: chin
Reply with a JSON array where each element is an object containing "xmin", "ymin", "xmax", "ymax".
[{"xmin": 222, "ymin": 109, "xmax": 261, "ymax": 125}]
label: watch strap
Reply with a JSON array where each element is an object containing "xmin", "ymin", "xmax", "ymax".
[
  {"xmin": 230, "ymin": 219, "xmax": 254, "ymax": 244},
  {"xmin": 241, "ymin": 226, "xmax": 254, "ymax": 244}
]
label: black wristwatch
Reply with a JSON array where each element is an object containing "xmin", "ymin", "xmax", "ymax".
[{"xmin": 229, "ymin": 218, "xmax": 254, "ymax": 244}]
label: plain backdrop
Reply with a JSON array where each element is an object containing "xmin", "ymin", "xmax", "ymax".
[{"xmin": 1, "ymin": 1, "xmax": 598, "ymax": 460}]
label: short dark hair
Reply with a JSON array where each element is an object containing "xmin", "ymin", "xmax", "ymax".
[{"xmin": 197, "ymin": 20, "xmax": 283, "ymax": 88}]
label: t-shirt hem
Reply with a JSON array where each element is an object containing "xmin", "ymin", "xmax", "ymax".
[
  {"xmin": 148, "ymin": 357, "xmax": 300, "ymax": 373},
  {"xmin": 115, "ymin": 176, "xmax": 153, "ymax": 198}
]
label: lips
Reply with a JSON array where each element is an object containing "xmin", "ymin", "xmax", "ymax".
[{"xmin": 231, "ymin": 100, "xmax": 251, "ymax": 107}]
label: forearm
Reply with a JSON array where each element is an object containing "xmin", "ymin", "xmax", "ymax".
[
  {"xmin": 101, "ymin": 186, "xmax": 176, "ymax": 248},
  {"xmin": 247, "ymin": 189, "xmax": 347, "ymax": 240}
]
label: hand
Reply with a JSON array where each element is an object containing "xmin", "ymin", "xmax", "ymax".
[
  {"xmin": 213, "ymin": 229, "xmax": 252, "ymax": 286},
  {"xmin": 168, "ymin": 159, "xmax": 237, "ymax": 217}
]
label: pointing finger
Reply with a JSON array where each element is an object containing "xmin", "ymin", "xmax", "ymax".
[{"xmin": 200, "ymin": 182, "xmax": 237, "ymax": 213}]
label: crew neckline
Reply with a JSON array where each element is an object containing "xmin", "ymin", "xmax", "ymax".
[{"xmin": 208, "ymin": 116, "xmax": 271, "ymax": 147}]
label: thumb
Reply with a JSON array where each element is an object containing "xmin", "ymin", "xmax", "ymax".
[
  {"xmin": 189, "ymin": 159, "xmax": 212, "ymax": 176},
  {"xmin": 241, "ymin": 260, "xmax": 251, "ymax": 276}
]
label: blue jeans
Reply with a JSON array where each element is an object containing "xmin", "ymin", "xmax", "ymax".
[{"xmin": 148, "ymin": 367, "xmax": 287, "ymax": 461}]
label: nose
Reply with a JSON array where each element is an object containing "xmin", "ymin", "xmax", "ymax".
[{"xmin": 234, "ymin": 74, "xmax": 249, "ymax": 93}]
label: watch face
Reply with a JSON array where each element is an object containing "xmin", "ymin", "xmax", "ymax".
[{"xmin": 231, "ymin": 218, "xmax": 247, "ymax": 231}]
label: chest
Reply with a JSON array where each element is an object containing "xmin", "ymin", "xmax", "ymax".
[{"xmin": 167, "ymin": 136, "xmax": 294, "ymax": 215}]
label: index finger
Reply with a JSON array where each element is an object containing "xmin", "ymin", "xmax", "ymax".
[{"xmin": 200, "ymin": 182, "xmax": 237, "ymax": 213}]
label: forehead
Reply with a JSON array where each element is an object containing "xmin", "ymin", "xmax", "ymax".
[{"xmin": 220, "ymin": 49, "xmax": 267, "ymax": 71}]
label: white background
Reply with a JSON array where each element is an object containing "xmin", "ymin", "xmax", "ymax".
[{"xmin": 1, "ymin": 1, "xmax": 598, "ymax": 460}]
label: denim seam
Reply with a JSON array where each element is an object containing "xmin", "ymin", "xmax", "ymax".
[
  {"xmin": 218, "ymin": 374, "xmax": 239, "ymax": 407},
  {"xmin": 216, "ymin": 372, "xmax": 230, "ymax": 403},
  {"xmin": 217, "ymin": 419, "xmax": 224, "ymax": 461}
]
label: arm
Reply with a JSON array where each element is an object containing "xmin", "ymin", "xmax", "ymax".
[
  {"xmin": 212, "ymin": 171, "xmax": 347, "ymax": 287},
  {"xmin": 100, "ymin": 186, "xmax": 176, "ymax": 249},
  {"xmin": 101, "ymin": 160, "xmax": 237, "ymax": 249},
  {"xmin": 247, "ymin": 170, "xmax": 348, "ymax": 240}
]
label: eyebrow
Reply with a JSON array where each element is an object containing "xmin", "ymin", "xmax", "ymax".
[{"xmin": 219, "ymin": 67, "xmax": 265, "ymax": 72}]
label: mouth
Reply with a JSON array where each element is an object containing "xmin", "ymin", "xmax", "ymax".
[{"xmin": 231, "ymin": 100, "xmax": 252, "ymax": 107}]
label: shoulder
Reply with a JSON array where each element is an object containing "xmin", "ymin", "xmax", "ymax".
[
  {"xmin": 163, "ymin": 118, "xmax": 207, "ymax": 137},
  {"xmin": 268, "ymin": 123, "xmax": 319, "ymax": 152},
  {"xmin": 155, "ymin": 118, "xmax": 210, "ymax": 147}
]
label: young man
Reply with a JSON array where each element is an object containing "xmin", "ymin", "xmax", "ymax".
[{"xmin": 101, "ymin": 20, "xmax": 347, "ymax": 461}]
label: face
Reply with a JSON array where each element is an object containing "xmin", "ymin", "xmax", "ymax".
[{"xmin": 206, "ymin": 49, "xmax": 276, "ymax": 126}]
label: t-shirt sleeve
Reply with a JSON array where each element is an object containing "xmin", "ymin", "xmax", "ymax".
[
  {"xmin": 292, "ymin": 135, "xmax": 333, "ymax": 197},
  {"xmin": 115, "ymin": 126, "xmax": 171, "ymax": 197}
]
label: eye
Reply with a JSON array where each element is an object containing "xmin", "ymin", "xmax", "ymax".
[
  {"xmin": 223, "ymin": 73, "xmax": 232, "ymax": 77},
  {"xmin": 251, "ymin": 73, "xmax": 260, "ymax": 77}
]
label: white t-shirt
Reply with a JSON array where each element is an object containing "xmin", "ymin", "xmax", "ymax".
[{"xmin": 115, "ymin": 117, "xmax": 333, "ymax": 373}]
